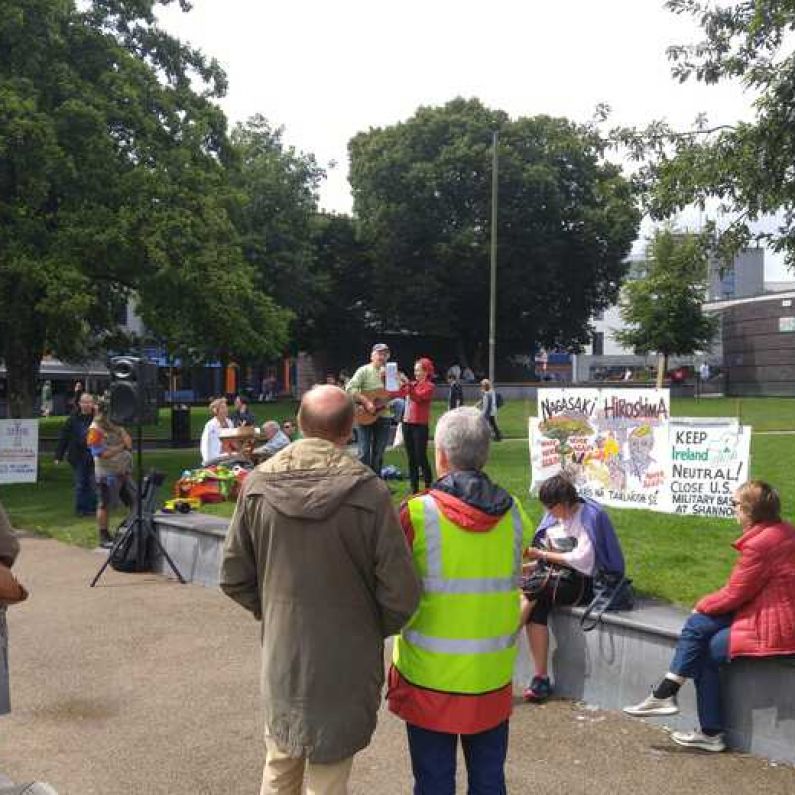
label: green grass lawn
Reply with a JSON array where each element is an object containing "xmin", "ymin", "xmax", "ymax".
[
  {"xmin": 38, "ymin": 401, "xmax": 302, "ymax": 441},
  {"xmin": 3, "ymin": 426, "xmax": 793, "ymax": 606},
  {"xmin": 36, "ymin": 395, "xmax": 795, "ymax": 442}
]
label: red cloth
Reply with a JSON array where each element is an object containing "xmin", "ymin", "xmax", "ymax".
[
  {"xmin": 398, "ymin": 379, "xmax": 435, "ymax": 425},
  {"xmin": 695, "ymin": 520, "xmax": 795, "ymax": 659},
  {"xmin": 389, "ymin": 489, "xmax": 513, "ymax": 734}
]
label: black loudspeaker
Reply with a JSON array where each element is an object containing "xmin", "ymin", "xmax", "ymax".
[{"xmin": 109, "ymin": 356, "xmax": 159, "ymax": 425}]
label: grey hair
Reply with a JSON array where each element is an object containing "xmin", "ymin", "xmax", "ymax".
[
  {"xmin": 435, "ymin": 407, "xmax": 491, "ymax": 471},
  {"xmin": 262, "ymin": 420, "xmax": 280, "ymax": 437}
]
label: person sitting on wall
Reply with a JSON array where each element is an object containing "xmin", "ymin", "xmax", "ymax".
[
  {"xmin": 520, "ymin": 473, "xmax": 625, "ymax": 704},
  {"xmin": 623, "ymin": 480, "xmax": 795, "ymax": 753}
]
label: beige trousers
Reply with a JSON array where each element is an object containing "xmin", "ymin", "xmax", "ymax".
[{"xmin": 260, "ymin": 736, "xmax": 354, "ymax": 795}]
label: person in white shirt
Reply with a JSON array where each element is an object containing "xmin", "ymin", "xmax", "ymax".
[{"xmin": 200, "ymin": 398, "xmax": 233, "ymax": 465}]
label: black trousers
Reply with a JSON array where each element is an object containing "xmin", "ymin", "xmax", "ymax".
[
  {"xmin": 487, "ymin": 415, "xmax": 502, "ymax": 441},
  {"xmin": 403, "ymin": 422, "xmax": 432, "ymax": 493}
]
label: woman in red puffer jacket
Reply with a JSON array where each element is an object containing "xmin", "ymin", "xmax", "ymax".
[{"xmin": 623, "ymin": 480, "xmax": 795, "ymax": 753}]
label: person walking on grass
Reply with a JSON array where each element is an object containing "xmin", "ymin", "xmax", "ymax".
[
  {"xmin": 221, "ymin": 385, "xmax": 420, "ymax": 794},
  {"xmin": 388, "ymin": 407, "xmax": 534, "ymax": 794},
  {"xmin": 479, "ymin": 379, "xmax": 502, "ymax": 441}
]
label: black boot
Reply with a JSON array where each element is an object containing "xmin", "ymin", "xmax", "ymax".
[{"xmin": 99, "ymin": 529, "xmax": 113, "ymax": 549}]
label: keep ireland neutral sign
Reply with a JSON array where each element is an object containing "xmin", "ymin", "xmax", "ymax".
[{"xmin": 667, "ymin": 418, "xmax": 751, "ymax": 518}]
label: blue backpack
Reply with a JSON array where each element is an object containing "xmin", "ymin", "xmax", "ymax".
[{"xmin": 495, "ymin": 392, "xmax": 504, "ymax": 409}]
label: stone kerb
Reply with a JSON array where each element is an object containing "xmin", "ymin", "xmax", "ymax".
[{"xmin": 513, "ymin": 599, "xmax": 795, "ymax": 763}]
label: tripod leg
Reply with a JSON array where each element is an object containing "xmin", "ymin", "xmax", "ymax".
[
  {"xmin": 90, "ymin": 518, "xmax": 135, "ymax": 587},
  {"xmin": 144, "ymin": 520, "xmax": 187, "ymax": 584}
]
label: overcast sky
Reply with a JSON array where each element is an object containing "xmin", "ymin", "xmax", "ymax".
[{"xmin": 157, "ymin": 0, "xmax": 790, "ymax": 280}]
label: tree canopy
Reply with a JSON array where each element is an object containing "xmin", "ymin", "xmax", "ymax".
[
  {"xmin": 0, "ymin": 1, "xmax": 290, "ymax": 416},
  {"xmin": 229, "ymin": 115, "xmax": 327, "ymax": 352},
  {"xmin": 349, "ymin": 98, "xmax": 640, "ymax": 371},
  {"xmin": 615, "ymin": 229, "xmax": 718, "ymax": 385},
  {"xmin": 612, "ymin": 0, "xmax": 795, "ymax": 269}
]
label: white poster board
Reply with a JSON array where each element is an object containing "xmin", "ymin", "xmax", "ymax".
[
  {"xmin": 667, "ymin": 418, "xmax": 751, "ymax": 519},
  {"xmin": 0, "ymin": 420, "xmax": 39, "ymax": 484},
  {"xmin": 532, "ymin": 388, "xmax": 671, "ymax": 511}
]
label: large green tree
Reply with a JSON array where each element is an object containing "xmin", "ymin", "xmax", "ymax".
[
  {"xmin": 228, "ymin": 115, "xmax": 326, "ymax": 352},
  {"xmin": 615, "ymin": 229, "xmax": 718, "ymax": 386},
  {"xmin": 0, "ymin": 1, "xmax": 289, "ymax": 417},
  {"xmin": 613, "ymin": 1, "xmax": 795, "ymax": 269},
  {"xmin": 348, "ymin": 98, "xmax": 640, "ymax": 370}
]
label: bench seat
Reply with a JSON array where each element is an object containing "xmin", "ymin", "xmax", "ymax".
[{"xmin": 513, "ymin": 598, "xmax": 795, "ymax": 763}]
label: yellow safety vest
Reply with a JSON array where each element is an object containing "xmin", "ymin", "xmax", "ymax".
[{"xmin": 393, "ymin": 493, "xmax": 531, "ymax": 694}]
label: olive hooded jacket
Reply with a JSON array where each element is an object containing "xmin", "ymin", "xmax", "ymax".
[{"xmin": 220, "ymin": 437, "xmax": 420, "ymax": 763}]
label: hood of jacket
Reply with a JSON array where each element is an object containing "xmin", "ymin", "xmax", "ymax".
[
  {"xmin": 249, "ymin": 437, "xmax": 376, "ymax": 521},
  {"xmin": 431, "ymin": 470, "xmax": 514, "ymax": 531}
]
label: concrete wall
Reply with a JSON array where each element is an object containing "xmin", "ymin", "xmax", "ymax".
[
  {"xmin": 514, "ymin": 601, "xmax": 795, "ymax": 763},
  {"xmin": 152, "ymin": 513, "xmax": 229, "ymax": 588}
]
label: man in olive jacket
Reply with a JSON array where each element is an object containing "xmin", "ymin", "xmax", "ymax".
[{"xmin": 221, "ymin": 385, "xmax": 420, "ymax": 794}]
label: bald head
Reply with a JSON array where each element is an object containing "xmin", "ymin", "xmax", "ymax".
[{"xmin": 298, "ymin": 385, "xmax": 355, "ymax": 446}]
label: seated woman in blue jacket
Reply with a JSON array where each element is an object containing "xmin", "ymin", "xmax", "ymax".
[{"xmin": 520, "ymin": 473, "xmax": 625, "ymax": 702}]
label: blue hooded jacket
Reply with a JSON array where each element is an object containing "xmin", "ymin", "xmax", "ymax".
[{"xmin": 533, "ymin": 497, "xmax": 625, "ymax": 576}]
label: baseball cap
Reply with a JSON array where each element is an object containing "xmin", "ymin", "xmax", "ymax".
[{"xmin": 371, "ymin": 343, "xmax": 390, "ymax": 353}]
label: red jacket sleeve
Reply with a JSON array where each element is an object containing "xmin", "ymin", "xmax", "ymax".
[
  {"xmin": 399, "ymin": 501, "xmax": 415, "ymax": 550},
  {"xmin": 695, "ymin": 547, "xmax": 767, "ymax": 615},
  {"xmin": 404, "ymin": 380, "xmax": 435, "ymax": 404}
]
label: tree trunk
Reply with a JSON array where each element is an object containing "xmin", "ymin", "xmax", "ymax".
[
  {"xmin": 2, "ymin": 324, "xmax": 44, "ymax": 419},
  {"xmin": 655, "ymin": 352, "xmax": 667, "ymax": 389}
]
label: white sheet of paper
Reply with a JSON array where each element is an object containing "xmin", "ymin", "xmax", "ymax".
[{"xmin": 385, "ymin": 362, "xmax": 399, "ymax": 391}]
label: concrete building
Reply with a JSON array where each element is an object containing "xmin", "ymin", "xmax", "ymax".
[
  {"xmin": 574, "ymin": 247, "xmax": 766, "ymax": 383},
  {"xmin": 705, "ymin": 290, "xmax": 795, "ymax": 396}
]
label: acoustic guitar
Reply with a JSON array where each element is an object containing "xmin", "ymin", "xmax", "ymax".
[{"xmin": 354, "ymin": 389, "xmax": 394, "ymax": 426}]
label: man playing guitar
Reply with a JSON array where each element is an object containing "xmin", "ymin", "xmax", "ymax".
[{"xmin": 346, "ymin": 343, "xmax": 395, "ymax": 476}]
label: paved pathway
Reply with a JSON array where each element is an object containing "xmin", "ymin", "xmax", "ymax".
[{"xmin": 1, "ymin": 537, "xmax": 794, "ymax": 794}]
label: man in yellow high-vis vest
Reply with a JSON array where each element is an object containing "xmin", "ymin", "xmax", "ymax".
[{"xmin": 388, "ymin": 407, "xmax": 533, "ymax": 794}]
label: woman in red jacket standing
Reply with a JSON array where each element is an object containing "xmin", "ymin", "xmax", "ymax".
[
  {"xmin": 398, "ymin": 358, "xmax": 436, "ymax": 494},
  {"xmin": 624, "ymin": 480, "xmax": 795, "ymax": 752}
]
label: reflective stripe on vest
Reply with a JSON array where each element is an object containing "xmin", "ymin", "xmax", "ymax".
[
  {"xmin": 421, "ymin": 496, "xmax": 524, "ymax": 595},
  {"xmin": 403, "ymin": 629, "xmax": 518, "ymax": 654},
  {"xmin": 393, "ymin": 493, "xmax": 528, "ymax": 694}
]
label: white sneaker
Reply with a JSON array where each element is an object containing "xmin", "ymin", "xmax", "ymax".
[
  {"xmin": 671, "ymin": 729, "xmax": 726, "ymax": 752},
  {"xmin": 623, "ymin": 691, "xmax": 679, "ymax": 717}
]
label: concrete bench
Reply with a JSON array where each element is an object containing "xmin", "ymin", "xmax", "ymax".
[
  {"xmin": 152, "ymin": 511, "xmax": 228, "ymax": 588},
  {"xmin": 513, "ymin": 598, "xmax": 795, "ymax": 763}
]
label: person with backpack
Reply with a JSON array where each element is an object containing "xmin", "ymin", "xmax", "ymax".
[{"xmin": 479, "ymin": 379, "xmax": 502, "ymax": 441}]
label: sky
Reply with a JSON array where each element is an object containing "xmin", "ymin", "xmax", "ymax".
[{"xmin": 157, "ymin": 0, "xmax": 790, "ymax": 280}]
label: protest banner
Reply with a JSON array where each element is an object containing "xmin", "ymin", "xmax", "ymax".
[
  {"xmin": 532, "ymin": 388, "xmax": 671, "ymax": 511},
  {"xmin": 666, "ymin": 418, "xmax": 751, "ymax": 518},
  {"xmin": 0, "ymin": 420, "xmax": 39, "ymax": 484}
]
